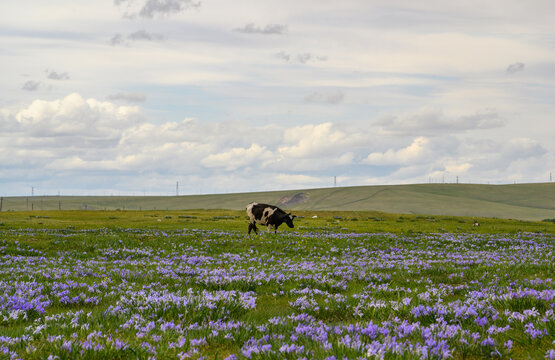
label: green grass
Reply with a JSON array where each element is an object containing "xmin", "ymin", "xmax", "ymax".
[
  {"xmin": 2, "ymin": 182, "xmax": 554, "ymax": 220},
  {"xmin": 0, "ymin": 211, "xmax": 553, "ymax": 359},
  {"xmin": 0, "ymin": 209, "xmax": 553, "ymax": 234}
]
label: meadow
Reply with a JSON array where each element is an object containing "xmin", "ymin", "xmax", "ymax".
[
  {"xmin": 2, "ymin": 182, "xmax": 555, "ymax": 221},
  {"xmin": 0, "ymin": 210, "xmax": 554, "ymax": 359}
]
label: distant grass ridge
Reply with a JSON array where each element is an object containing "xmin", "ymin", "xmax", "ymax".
[{"xmin": 1, "ymin": 183, "xmax": 554, "ymax": 221}]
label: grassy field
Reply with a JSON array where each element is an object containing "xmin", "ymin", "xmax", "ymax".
[
  {"xmin": 0, "ymin": 209, "xmax": 554, "ymax": 234},
  {"xmin": 0, "ymin": 211, "xmax": 554, "ymax": 359},
  {"xmin": 2, "ymin": 183, "xmax": 555, "ymax": 221}
]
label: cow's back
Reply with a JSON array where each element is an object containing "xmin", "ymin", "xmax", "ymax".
[{"xmin": 246, "ymin": 202, "xmax": 279, "ymax": 225}]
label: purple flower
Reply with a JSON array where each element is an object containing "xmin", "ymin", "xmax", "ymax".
[
  {"xmin": 474, "ymin": 316, "xmax": 488, "ymax": 327},
  {"xmin": 113, "ymin": 338, "xmax": 128, "ymax": 350},
  {"xmin": 141, "ymin": 342, "xmax": 156, "ymax": 354},
  {"xmin": 190, "ymin": 337, "xmax": 207, "ymax": 347},
  {"xmin": 525, "ymin": 322, "xmax": 545, "ymax": 339},
  {"xmin": 505, "ymin": 340, "xmax": 513, "ymax": 350},
  {"xmin": 480, "ymin": 337, "xmax": 495, "ymax": 347},
  {"xmin": 279, "ymin": 343, "xmax": 304, "ymax": 353},
  {"xmin": 62, "ymin": 340, "xmax": 72, "ymax": 352}
]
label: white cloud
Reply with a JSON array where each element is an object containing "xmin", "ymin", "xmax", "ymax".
[
  {"xmin": 12, "ymin": 93, "xmax": 140, "ymax": 138},
  {"xmin": 273, "ymin": 173, "xmax": 323, "ymax": 186},
  {"xmin": 201, "ymin": 144, "xmax": 273, "ymax": 171},
  {"xmin": 444, "ymin": 162, "xmax": 472, "ymax": 174},
  {"xmin": 375, "ymin": 108, "xmax": 505, "ymax": 135},
  {"xmin": 3, "ymin": 93, "xmax": 550, "ymax": 195},
  {"xmin": 364, "ymin": 137, "xmax": 431, "ymax": 166},
  {"xmin": 2, "ymin": 0, "xmax": 555, "ymax": 194},
  {"xmin": 279, "ymin": 122, "xmax": 366, "ymax": 158}
]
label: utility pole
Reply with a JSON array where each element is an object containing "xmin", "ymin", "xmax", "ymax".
[
  {"xmin": 176, "ymin": 181, "xmax": 179, "ymax": 196},
  {"xmin": 334, "ymin": 176, "xmax": 337, "ymax": 187}
]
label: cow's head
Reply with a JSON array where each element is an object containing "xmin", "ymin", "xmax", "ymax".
[{"xmin": 284, "ymin": 213, "xmax": 296, "ymax": 228}]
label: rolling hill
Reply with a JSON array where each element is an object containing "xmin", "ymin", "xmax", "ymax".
[{"xmin": 1, "ymin": 183, "xmax": 554, "ymax": 221}]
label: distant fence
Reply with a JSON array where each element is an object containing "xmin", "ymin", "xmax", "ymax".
[{"xmin": 0, "ymin": 196, "xmax": 183, "ymax": 212}]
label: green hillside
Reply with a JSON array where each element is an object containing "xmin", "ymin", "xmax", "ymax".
[{"xmin": 1, "ymin": 183, "xmax": 554, "ymax": 221}]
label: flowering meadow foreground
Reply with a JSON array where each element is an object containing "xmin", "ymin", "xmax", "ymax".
[{"xmin": 0, "ymin": 217, "xmax": 554, "ymax": 359}]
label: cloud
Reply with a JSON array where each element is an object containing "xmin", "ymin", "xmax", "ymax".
[
  {"xmin": 140, "ymin": 0, "xmax": 200, "ymax": 18},
  {"xmin": 455, "ymin": 137, "xmax": 547, "ymax": 179},
  {"xmin": 275, "ymin": 51, "xmax": 290, "ymax": 62},
  {"xmin": 110, "ymin": 30, "xmax": 164, "ymax": 46},
  {"xmin": 273, "ymin": 173, "xmax": 323, "ymax": 186},
  {"xmin": 504, "ymin": 138, "xmax": 546, "ymax": 159},
  {"xmin": 1, "ymin": 94, "xmax": 552, "ymax": 195},
  {"xmin": 22, "ymin": 81, "xmax": 41, "ymax": 91},
  {"xmin": 234, "ymin": 23, "xmax": 287, "ymax": 35},
  {"xmin": 8, "ymin": 93, "xmax": 141, "ymax": 139},
  {"xmin": 278, "ymin": 122, "xmax": 366, "ymax": 158},
  {"xmin": 364, "ymin": 137, "xmax": 432, "ymax": 165},
  {"xmin": 201, "ymin": 144, "xmax": 272, "ymax": 171},
  {"xmin": 375, "ymin": 108, "xmax": 505, "ymax": 135},
  {"xmin": 304, "ymin": 90, "xmax": 344, "ymax": 104},
  {"xmin": 275, "ymin": 51, "xmax": 327, "ymax": 64},
  {"xmin": 107, "ymin": 92, "xmax": 147, "ymax": 103},
  {"xmin": 506, "ymin": 62, "xmax": 525, "ymax": 74},
  {"xmin": 297, "ymin": 53, "xmax": 327, "ymax": 64},
  {"xmin": 0, "ymin": 98, "xmax": 367, "ymax": 178},
  {"xmin": 128, "ymin": 29, "xmax": 164, "ymax": 41},
  {"xmin": 109, "ymin": 33, "xmax": 127, "ymax": 46},
  {"xmin": 46, "ymin": 71, "xmax": 70, "ymax": 80},
  {"xmin": 115, "ymin": 0, "xmax": 200, "ymax": 19}
]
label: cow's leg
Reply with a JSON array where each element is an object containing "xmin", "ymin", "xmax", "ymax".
[
  {"xmin": 248, "ymin": 223, "xmax": 258, "ymax": 234},
  {"xmin": 267, "ymin": 224, "xmax": 272, "ymax": 233},
  {"xmin": 274, "ymin": 224, "xmax": 279, "ymax": 234}
]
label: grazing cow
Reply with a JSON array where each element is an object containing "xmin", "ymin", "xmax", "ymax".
[{"xmin": 246, "ymin": 202, "xmax": 295, "ymax": 234}]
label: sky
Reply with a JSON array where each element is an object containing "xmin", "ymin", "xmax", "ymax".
[{"xmin": 1, "ymin": 0, "xmax": 554, "ymax": 196}]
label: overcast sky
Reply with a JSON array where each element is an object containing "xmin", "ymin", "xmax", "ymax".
[{"xmin": 1, "ymin": 0, "xmax": 554, "ymax": 196}]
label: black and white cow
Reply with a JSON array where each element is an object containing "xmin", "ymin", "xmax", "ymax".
[{"xmin": 246, "ymin": 202, "xmax": 295, "ymax": 234}]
